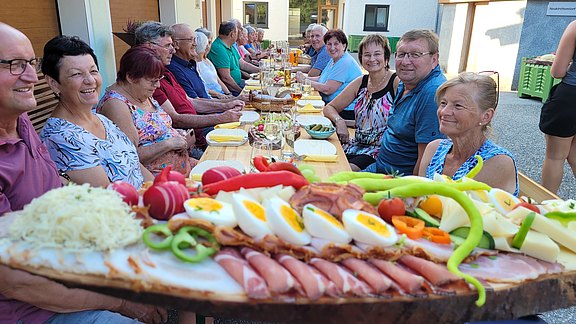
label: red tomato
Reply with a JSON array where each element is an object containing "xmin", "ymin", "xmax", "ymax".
[
  {"xmin": 377, "ymin": 198, "xmax": 406, "ymax": 223},
  {"xmin": 512, "ymin": 201, "xmax": 540, "ymax": 214}
]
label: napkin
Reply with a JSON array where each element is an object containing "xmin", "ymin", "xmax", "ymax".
[
  {"xmin": 297, "ymin": 103, "xmax": 322, "ymax": 113},
  {"xmin": 209, "ymin": 135, "xmax": 246, "ymax": 142},
  {"xmin": 244, "ymin": 85, "xmax": 262, "ymax": 91},
  {"xmin": 215, "ymin": 121, "xmax": 241, "ymax": 129},
  {"xmin": 305, "ymin": 95, "xmax": 323, "ymax": 100},
  {"xmin": 304, "ymin": 154, "xmax": 338, "ymax": 162},
  {"xmin": 190, "ymin": 174, "xmax": 203, "ymax": 181}
]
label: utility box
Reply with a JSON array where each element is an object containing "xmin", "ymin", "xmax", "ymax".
[{"xmin": 518, "ymin": 57, "xmax": 562, "ymax": 103}]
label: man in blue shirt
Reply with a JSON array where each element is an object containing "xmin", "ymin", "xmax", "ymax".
[
  {"xmin": 301, "ymin": 24, "xmax": 331, "ymax": 78},
  {"xmin": 365, "ymin": 29, "xmax": 446, "ymax": 176}
]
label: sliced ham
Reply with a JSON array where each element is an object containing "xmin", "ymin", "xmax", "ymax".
[
  {"xmin": 369, "ymin": 259, "xmax": 424, "ymax": 294},
  {"xmin": 513, "ymin": 254, "xmax": 564, "ymax": 274},
  {"xmin": 275, "ymin": 253, "xmax": 339, "ymax": 299},
  {"xmin": 214, "ymin": 248, "xmax": 270, "ymax": 299},
  {"xmin": 241, "ymin": 247, "xmax": 299, "ymax": 295},
  {"xmin": 404, "ymin": 237, "xmax": 496, "ymax": 263},
  {"xmin": 398, "ymin": 254, "xmax": 462, "ymax": 286},
  {"xmin": 458, "ymin": 254, "xmax": 541, "ymax": 283},
  {"xmin": 167, "ymin": 216, "xmax": 216, "ymax": 233},
  {"xmin": 355, "ymin": 242, "xmax": 404, "ymax": 261},
  {"xmin": 341, "ymin": 258, "xmax": 392, "ymax": 294},
  {"xmin": 310, "ymin": 258, "xmax": 372, "ymax": 297}
]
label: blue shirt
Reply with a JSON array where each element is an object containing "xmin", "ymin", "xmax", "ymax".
[
  {"xmin": 168, "ymin": 55, "xmax": 210, "ymax": 99},
  {"xmin": 310, "ymin": 45, "xmax": 331, "ymax": 73},
  {"xmin": 366, "ymin": 65, "xmax": 447, "ymax": 175},
  {"xmin": 318, "ymin": 52, "xmax": 362, "ymax": 110}
]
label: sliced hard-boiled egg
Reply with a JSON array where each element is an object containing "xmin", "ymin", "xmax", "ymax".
[
  {"xmin": 302, "ymin": 203, "xmax": 351, "ymax": 244},
  {"xmin": 342, "ymin": 209, "xmax": 398, "ymax": 247},
  {"xmin": 232, "ymin": 193, "xmax": 272, "ymax": 238},
  {"xmin": 487, "ymin": 188, "xmax": 520, "ymax": 216},
  {"xmin": 184, "ymin": 197, "xmax": 236, "ymax": 227},
  {"xmin": 264, "ymin": 196, "xmax": 311, "ymax": 245}
]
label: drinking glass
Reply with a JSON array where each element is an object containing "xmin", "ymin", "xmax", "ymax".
[
  {"xmin": 263, "ymin": 122, "xmax": 282, "ymax": 161},
  {"xmin": 302, "ymin": 78, "xmax": 312, "ymax": 99},
  {"xmin": 250, "ymin": 140, "xmax": 271, "ymax": 172},
  {"xmin": 281, "ymin": 128, "xmax": 297, "ymax": 162},
  {"xmin": 283, "ymin": 62, "xmax": 292, "ymax": 87}
]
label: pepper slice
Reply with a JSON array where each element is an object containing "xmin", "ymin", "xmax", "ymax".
[
  {"xmin": 170, "ymin": 226, "xmax": 219, "ymax": 263},
  {"xmin": 142, "ymin": 224, "xmax": 174, "ymax": 250},
  {"xmin": 391, "ymin": 216, "xmax": 425, "ymax": 240},
  {"xmin": 422, "ymin": 227, "xmax": 451, "ymax": 244},
  {"xmin": 252, "ymin": 155, "xmax": 270, "ymax": 172}
]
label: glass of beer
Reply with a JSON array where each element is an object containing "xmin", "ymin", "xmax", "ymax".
[{"xmin": 283, "ymin": 62, "xmax": 292, "ymax": 87}]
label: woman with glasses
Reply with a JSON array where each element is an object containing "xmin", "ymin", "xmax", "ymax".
[
  {"xmin": 323, "ymin": 34, "xmax": 399, "ymax": 171},
  {"xmin": 539, "ymin": 20, "xmax": 576, "ymax": 194},
  {"xmin": 418, "ymin": 72, "xmax": 519, "ymax": 195},
  {"xmin": 39, "ymin": 36, "xmax": 153, "ymax": 188},
  {"xmin": 97, "ymin": 46, "xmax": 196, "ymax": 176},
  {"xmin": 296, "ymin": 29, "xmax": 362, "ymax": 121}
]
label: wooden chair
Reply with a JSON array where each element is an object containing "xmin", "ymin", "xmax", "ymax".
[{"xmin": 29, "ymin": 72, "xmax": 58, "ymax": 133}]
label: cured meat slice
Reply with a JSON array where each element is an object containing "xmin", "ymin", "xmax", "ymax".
[
  {"xmin": 256, "ymin": 234, "xmax": 318, "ymax": 261},
  {"xmin": 458, "ymin": 254, "xmax": 541, "ymax": 283},
  {"xmin": 214, "ymin": 248, "xmax": 270, "ymax": 299},
  {"xmin": 404, "ymin": 237, "xmax": 496, "ymax": 263},
  {"xmin": 341, "ymin": 258, "xmax": 392, "ymax": 294},
  {"xmin": 167, "ymin": 215, "xmax": 216, "ymax": 233},
  {"xmin": 213, "ymin": 226, "xmax": 258, "ymax": 249},
  {"xmin": 241, "ymin": 247, "xmax": 300, "ymax": 295},
  {"xmin": 398, "ymin": 255, "xmax": 462, "ymax": 286},
  {"xmin": 310, "ymin": 238, "xmax": 363, "ymax": 262},
  {"xmin": 275, "ymin": 254, "xmax": 339, "ymax": 299},
  {"xmin": 513, "ymin": 254, "xmax": 564, "ymax": 274},
  {"xmin": 369, "ymin": 259, "xmax": 424, "ymax": 294},
  {"xmin": 310, "ymin": 258, "xmax": 372, "ymax": 297},
  {"xmin": 355, "ymin": 242, "xmax": 404, "ymax": 261}
]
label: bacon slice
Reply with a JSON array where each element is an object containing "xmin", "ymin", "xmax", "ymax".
[
  {"xmin": 310, "ymin": 258, "xmax": 372, "ymax": 297},
  {"xmin": 355, "ymin": 242, "xmax": 404, "ymax": 261},
  {"xmin": 458, "ymin": 254, "xmax": 540, "ymax": 283},
  {"xmin": 341, "ymin": 258, "xmax": 392, "ymax": 294},
  {"xmin": 275, "ymin": 253, "xmax": 339, "ymax": 299},
  {"xmin": 213, "ymin": 226, "xmax": 258, "ymax": 249},
  {"xmin": 214, "ymin": 248, "xmax": 270, "ymax": 299},
  {"xmin": 398, "ymin": 255, "xmax": 462, "ymax": 286},
  {"xmin": 256, "ymin": 234, "xmax": 318, "ymax": 261},
  {"xmin": 167, "ymin": 215, "xmax": 216, "ymax": 233},
  {"xmin": 369, "ymin": 259, "xmax": 424, "ymax": 294},
  {"xmin": 241, "ymin": 247, "xmax": 300, "ymax": 295},
  {"xmin": 310, "ymin": 238, "xmax": 363, "ymax": 262}
]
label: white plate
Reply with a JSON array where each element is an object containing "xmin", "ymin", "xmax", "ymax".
[
  {"xmin": 298, "ymin": 64, "xmax": 311, "ymax": 68},
  {"xmin": 294, "ymin": 139, "xmax": 337, "ymax": 156},
  {"xmin": 245, "ymin": 79, "xmax": 260, "ymax": 86},
  {"xmin": 296, "ymin": 115, "xmax": 332, "ymax": 126},
  {"xmin": 206, "ymin": 129, "xmax": 248, "ymax": 147},
  {"xmin": 239, "ymin": 110, "xmax": 260, "ymax": 124},
  {"xmin": 297, "ymin": 99, "xmax": 325, "ymax": 108},
  {"xmin": 190, "ymin": 160, "xmax": 246, "ymax": 179}
]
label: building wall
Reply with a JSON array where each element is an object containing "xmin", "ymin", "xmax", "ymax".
[
  {"xmin": 513, "ymin": 0, "xmax": 575, "ymax": 89},
  {"xmin": 227, "ymin": 0, "xmax": 289, "ymax": 41}
]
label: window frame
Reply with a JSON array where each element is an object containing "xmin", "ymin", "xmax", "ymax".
[
  {"xmin": 243, "ymin": 2, "xmax": 269, "ymax": 29},
  {"xmin": 363, "ymin": 4, "xmax": 390, "ymax": 32}
]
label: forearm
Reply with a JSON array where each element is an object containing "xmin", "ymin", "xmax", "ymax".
[
  {"xmin": 191, "ymin": 98, "xmax": 228, "ymax": 114},
  {"xmin": 171, "ymin": 112, "xmax": 225, "ymax": 129},
  {"xmin": 137, "ymin": 141, "xmax": 175, "ymax": 164},
  {"xmin": 239, "ymin": 60, "xmax": 259, "ymax": 73},
  {"xmin": 221, "ymin": 75, "xmax": 242, "ymax": 93}
]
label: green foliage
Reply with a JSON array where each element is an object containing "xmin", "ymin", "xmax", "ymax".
[{"xmin": 290, "ymin": 0, "xmax": 317, "ymax": 24}]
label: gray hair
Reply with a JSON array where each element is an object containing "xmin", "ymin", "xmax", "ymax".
[
  {"xmin": 399, "ymin": 29, "xmax": 439, "ymax": 55},
  {"xmin": 311, "ymin": 24, "xmax": 328, "ymax": 36},
  {"xmin": 135, "ymin": 21, "xmax": 173, "ymax": 45},
  {"xmin": 195, "ymin": 31, "xmax": 209, "ymax": 54},
  {"xmin": 246, "ymin": 25, "xmax": 256, "ymax": 35},
  {"xmin": 195, "ymin": 27, "xmax": 212, "ymax": 39},
  {"xmin": 306, "ymin": 23, "xmax": 316, "ymax": 33}
]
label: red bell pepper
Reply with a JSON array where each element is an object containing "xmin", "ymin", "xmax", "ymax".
[
  {"xmin": 252, "ymin": 155, "xmax": 270, "ymax": 172},
  {"xmin": 202, "ymin": 171, "xmax": 309, "ymax": 195},
  {"xmin": 265, "ymin": 161, "xmax": 303, "ymax": 176}
]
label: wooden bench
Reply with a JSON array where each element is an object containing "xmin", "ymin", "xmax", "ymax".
[{"xmin": 30, "ymin": 72, "xmax": 58, "ymax": 133}]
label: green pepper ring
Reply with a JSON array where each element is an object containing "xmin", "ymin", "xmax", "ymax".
[
  {"xmin": 170, "ymin": 226, "xmax": 219, "ymax": 263},
  {"xmin": 142, "ymin": 224, "xmax": 174, "ymax": 250}
]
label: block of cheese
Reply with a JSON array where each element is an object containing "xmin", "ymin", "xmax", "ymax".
[{"xmin": 519, "ymin": 230, "xmax": 560, "ymax": 263}]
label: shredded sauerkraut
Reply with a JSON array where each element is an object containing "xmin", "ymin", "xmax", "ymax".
[{"xmin": 9, "ymin": 184, "xmax": 143, "ymax": 251}]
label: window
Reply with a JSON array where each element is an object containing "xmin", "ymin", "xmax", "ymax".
[
  {"xmin": 244, "ymin": 2, "xmax": 268, "ymax": 28},
  {"xmin": 363, "ymin": 5, "xmax": 389, "ymax": 32}
]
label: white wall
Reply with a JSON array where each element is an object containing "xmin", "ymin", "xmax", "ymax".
[
  {"xmin": 343, "ymin": 0, "xmax": 438, "ymax": 38},
  {"xmin": 231, "ymin": 0, "xmax": 289, "ymax": 41},
  {"xmin": 160, "ymin": 0, "xmax": 204, "ymax": 29}
]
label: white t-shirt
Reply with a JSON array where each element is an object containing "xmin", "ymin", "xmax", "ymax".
[{"xmin": 197, "ymin": 59, "xmax": 224, "ymax": 94}]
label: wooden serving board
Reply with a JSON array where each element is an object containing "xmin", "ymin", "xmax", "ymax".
[{"xmin": 11, "ymin": 263, "xmax": 576, "ymax": 324}]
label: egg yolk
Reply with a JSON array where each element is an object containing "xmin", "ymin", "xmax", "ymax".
[
  {"xmin": 281, "ymin": 205, "xmax": 304, "ymax": 232},
  {"xmin": 357, "ymin": 213, "xmax": 391, "ymax": 237},
  {"xmin": 309, "ymin": 207, "xmax": 343, "ymax": 229},
  {"xmin": 494, "ymin": 192, "xmax": 515, "ymax": 212},
  {"xmin": 187, "ymin": 198, "xmax": 222, "ymax": 212},
  {"xmin": 243, "ymin": 200, "xmax": 266, "ymax": 222}
]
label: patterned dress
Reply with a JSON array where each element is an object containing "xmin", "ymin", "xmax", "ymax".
[
  {"xmin": 425, "ymin": 138, "xmax": 519, "ymax": 196},
  {"xmin": 40, "ymin": 114, "xmax": 144, "ymax": 188},
  {"xmin": 342, "ymin": 73, "xmax": 396, "ymax": 159}
]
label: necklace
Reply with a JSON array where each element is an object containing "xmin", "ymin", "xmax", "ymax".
[{"xmin": 367, "ymin": 69, "xmax": 389, "ymax": 93}]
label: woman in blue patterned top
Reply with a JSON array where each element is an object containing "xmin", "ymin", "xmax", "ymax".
[
  {"xmin": 418, "ymin": 72, "xmax": 519, "ymax": 195},
  {"xmin": 39, "ymin": 35, "xmax": 153, "ymax": 188}
]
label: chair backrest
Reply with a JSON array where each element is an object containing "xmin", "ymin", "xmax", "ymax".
[{"xmin": 30, "ymin": 72, "xmax": 58, "ymax": 133}]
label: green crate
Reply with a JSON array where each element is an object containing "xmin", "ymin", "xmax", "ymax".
[
  {"xmin": 388, "ymin": 36, "xmax": 400, "ymax": 53},
  {"xmin": 518, "ymin": 57, "xmax": 562, "ymax": 103},
  {"xmin": 348, "ymin": 35, "xmax": 364, "ymax": 53}
]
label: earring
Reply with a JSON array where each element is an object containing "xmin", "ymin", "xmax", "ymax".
[
  {"xmin": 478, "ymin": 122, "xmax": 482, "ymax": 126},
  {"xmin": 54, "ymin": 92, "xmax": 61, "ymax": 99}
]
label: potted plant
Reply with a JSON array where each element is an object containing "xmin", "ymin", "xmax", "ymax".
[{"xmin": 113, "ymin": 19, "xmax": 143, "ymax": 47}]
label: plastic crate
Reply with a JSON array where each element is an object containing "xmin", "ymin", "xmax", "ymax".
[
  {"xmin": 518, "ymin": 57, "xmax": 562, "ymax": 103},
  {"xmin": 348, "ymin": 35, "xmax": 364, "ymax": 53}
]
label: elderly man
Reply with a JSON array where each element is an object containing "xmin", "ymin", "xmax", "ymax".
[
  {"xmin": 0, "ymin": 22, "xmax": 166, "ymax": 324},
  {"xmin": 208, "ymin": 20, "xmax": 244, "ymax": 95},
  {"xmin": 135, "ymin": 21, "xmax": 243, "ymax": 155},
  {"xmin": 230, "ymin": 19, "xmax": 259, "ymax": 75},
  {"xmin": 304, "ymin": 24, "xmax": 331, "ymax": 77},
  {"xmin": 365, "ymin": 29, "xmax": 446, "ymax": 175}
]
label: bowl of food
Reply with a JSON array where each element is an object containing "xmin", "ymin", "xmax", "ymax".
[{"xmin": 303, "ymin": 123, "xmax": 336, "ymax": 139}]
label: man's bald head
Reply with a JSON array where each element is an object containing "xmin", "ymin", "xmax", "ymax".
[{"xmin": 0, "ymin": 23, "xmax": 32, "ymax": 51}]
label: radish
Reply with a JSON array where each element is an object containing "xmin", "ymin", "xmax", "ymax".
[
  {"xmin": 202, "ymin": 166, "xmax": 242, "ymax": 186},
  {"xmin": 107, "ymin": 181, "xmax": 139, "ymax": 206},
  {"xmin": 144, "ymin": 166, "xmax": 190, "ymax": 220}
]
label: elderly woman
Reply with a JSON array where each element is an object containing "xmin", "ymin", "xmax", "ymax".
[
  {"xmin": 297, "ymin": 29, "xmax": 362, "ymax": 120},
  {"xmin": 418, "ymin": 72, "xmax": 519, "ymax": 195},
  {"xmin": 323, "ymin": 35, "xmax": 399, "ymax": 171},
  {"xmin": 194, "ymin": 30, "xmax": 233, "ymax": 99},
  {"xmin": 96, "ymin": 46, "xmax": 196, "ymax": 176},
  {"xmin": 39, "ymin": 35, "xmax": 153, "ymax": 188}
]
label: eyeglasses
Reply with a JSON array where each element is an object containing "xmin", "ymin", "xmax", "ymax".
[
  {"xmin": 395, "ymin": 52, "xmax": 432, "ymax": 60},
  {"xmin": 477, "ymin": 70, "xmax": 500, "ymax": 109},
  {"xmin": 174, "ymin": 37, "xmax": 196, "ymax": 43},
  {"xmin": 147, "ymin": 75, "xmax": 165, "ymax": 85},
  {"xmin": 0, "ymin": 58, "xmax": 42, "ymax": 75},
  {"xmin": 362, "ymin": 52, "xmax": 384, "ymax": 60},
  {"xmin": 149, "ymin": 41, "xmax": 174, "ymax": 50}
]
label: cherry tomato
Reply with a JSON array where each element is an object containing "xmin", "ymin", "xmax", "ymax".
[
  {"xmin": 377, "ymin": 197, "xmax": 406, "ymax": 224},
  {"xmin": 512, "ymin": 201, "xmax": 540, "ymax": 214}
]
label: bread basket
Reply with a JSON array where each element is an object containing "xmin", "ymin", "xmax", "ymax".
[
  {"xmin": 248, "ymin": 91, "xmax": 294, "ymax": 112},
  {"xmin": 298, "ymin": 54, "xmax": 312, "ymax": 65}
]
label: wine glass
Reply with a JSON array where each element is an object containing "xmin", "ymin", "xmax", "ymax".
[{"xmin": 302, "ymin": 78, "xmax": 312, "ymax": 100}]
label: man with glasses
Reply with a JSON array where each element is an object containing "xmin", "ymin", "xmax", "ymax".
[
  {"xmin": 0, "ymin": 22, "xmax": 166, "ymax": 324},
  {"xmin": 365, "ymin": 29, "xmax": 446, "ymax": 175},
  {"xmin": 135, "ymin": 21, "xmax": 243, "ymax": 157}
]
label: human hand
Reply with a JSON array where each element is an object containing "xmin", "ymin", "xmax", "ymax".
[
  {"xmin": 119, "ymin": 300, "xmax": 168, "ymax": 324},
  {"xmin": 296, "ymin": 71, "xmax": 305, "ymax": 83},
  {"xmin": 227, "ymin": 99, "xmax": 245, "ymax": 110},
  {"xmin": 236, "ymin": 93, "xmax": 250, "ymax": 102},
  {"xmin": 336, "ymin": 124, "xmax": 349, "ymax": 143},
  {"xmin": 220, "ymin": 108, "xmax": 242, "ymax": 123},
  {"xmin": 168, "ymin": 135, "xmax": 188, "ymax": 152}
]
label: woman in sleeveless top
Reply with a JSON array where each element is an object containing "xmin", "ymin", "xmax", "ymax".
[
  {"xmin": 539, "ymin": 20, "xmax": 576, "ymax": 194},
  {"xmin": 419, "ymin": 72, "xmax": 519, "ymax": 195},
  {"xmin": 323, "ymin": 34, "xmax": 399, "ymax": 171}
]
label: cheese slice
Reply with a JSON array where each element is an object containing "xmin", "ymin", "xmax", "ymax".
[
  {"xmin": 209, "ymin": 135, "xmax": 245, "ymax": 142},
  {"xmin": 519, "ymin": 230, "xmax": 560, "ymax": 263},
  {"xmin": 303, "ymin": 154, "xmax": 338, "ymax": 162}
]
